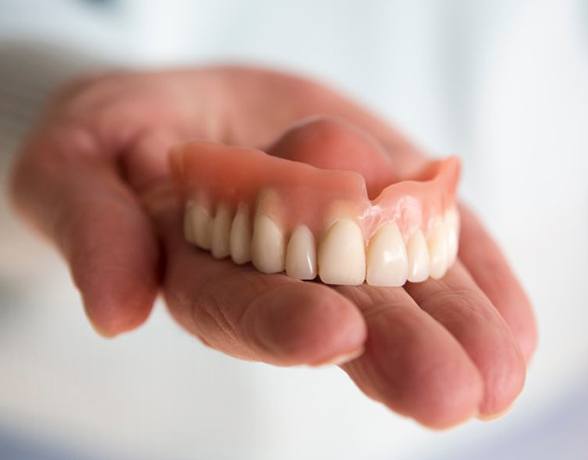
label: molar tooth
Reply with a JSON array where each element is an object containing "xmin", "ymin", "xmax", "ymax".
[
  {"xmin": 318, "ymin": 220, "xmax": 365, "ymax": 285},
  {"xmin": 446, "ymin": 206, "xmax": 460, "ymax": 229},
  {"xmin": 445, "ymin": 207, "xmax": 460, "ymax": 265},
  {"xmin": 407, "ymin": 230, "xmax": 430, "ymax": 283},
  {"xmin": 285, "ymin": 225, "xmax": 317, "ymax": 280},
  {"xmin": 188, "ymin": 202, "xmax": 212, "ymax": 249},
  {"xmin": 211, "ymin": 203, "xmax": 232, "ymax": 259},
  {"xmin": 366, "ymin": 222, "xmax": 408, "ymax": 287},
  {"xmin": 184, "ymin": 201, "xmax": 197, "ymax": 244},
  {"xmin": 428, "ymin": 223, "xmax": 449, "ymax": 279},
  {"xmin": 251, "ymin": 214, "xmax": 285, "ymax": 273},
  {"xmin": 230, "ymin": 204, "xmax": 251, "ymax": 264}
]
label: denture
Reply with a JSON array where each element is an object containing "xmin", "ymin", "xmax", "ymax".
[{"xmin": 171, "ymin": 141, "xmax": 460, "ymax": 287}]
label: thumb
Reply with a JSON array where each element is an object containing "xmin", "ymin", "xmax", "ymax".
[{"xmin": 10, "ymin": 126, "xmax": 160, "ymax": 336}]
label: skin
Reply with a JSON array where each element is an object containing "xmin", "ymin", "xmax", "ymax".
[{"xmin": 9, "ymin": 67, "xmax": 537, "ymax": 428}]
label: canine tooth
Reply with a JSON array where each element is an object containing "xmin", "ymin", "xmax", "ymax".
[
  {"xmin": 318, "ymin": 219, "xmax": 365, "ymax": 285},
  {"xmin": 445, "ymin": 207, "xmax": 460, "ymax": 265},
  {"xmin": 251, "ymin": 214, "xmax": 285, "ymax": 273},
  {"xmin": 407, "ymin": 230, "xmax": 430, "ymax": 282},
  {"xmin": 189, "ymin": 203, "xmax": 212, "ymax": 249},
  {"xmin": 366, "ymin": 222, "xmax": 408, "ymax": 287},
  {"xmin": 285, "ymin": 225, "xmax": 317, "ymax": 280},
  {"xmin": 184, "ymin": 201, "xmax": 197, "ymax": 243},
  {"xmin": 230, "ymin": 204, "xmax": 251, "ymax": 264},
  {"xmin": 428, "ymin": 223, "xmax": 449, "ymax": 279},
  {"xmin": 211, "ymin": 203, "xmax": 232, "ymax": 259}
]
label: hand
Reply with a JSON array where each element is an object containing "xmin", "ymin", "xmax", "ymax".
[{"xmin": 10, "ymin": 67, "xmax": 537, "ymax": 428}]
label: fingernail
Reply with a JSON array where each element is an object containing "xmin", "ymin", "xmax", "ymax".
[
  {"xmin": 88, "ymin": 319, "xmax": 119, "ymax": 338},
  {"xmin": 311, "ymin": 346, "xmax": 365, "ymax": 367},
  {"xmin": 82, "ymin": 302, "xmax": 119, "ymax": 339},
  {"xmin": 477, "ymin": 404, "xmax": 513, "ymax": 421}
]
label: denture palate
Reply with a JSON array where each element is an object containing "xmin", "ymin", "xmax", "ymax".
[{"xmin": 172, "ymin": 142, "xmax": 461, "ymax": 287}]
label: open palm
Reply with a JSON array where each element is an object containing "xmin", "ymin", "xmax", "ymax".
[{"xmin": 10, "ymin": 67, "xmax": 537, "ymax": 428}]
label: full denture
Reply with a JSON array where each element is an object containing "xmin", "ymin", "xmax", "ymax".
[{"xmin": 171, "ymin": 141, "xmax": 460, "ymax": 286}]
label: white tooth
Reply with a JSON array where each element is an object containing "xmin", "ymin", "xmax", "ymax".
[
  {"xmin": 251, "ymin": 214, "xmax": 285, "ymax": 273},
  {"xmin": 285, "ymin": 225, "xmax": 317, "ymax": 280},
  {"xmin": 445, "ymin": 207, "xmax": 460, "ymax": 265},
  {"xmin": 428, "ymin": 222, "xmax": 449, "ymax": 279},
  {"xmin": 211, "ymin": 203, "xmax": 232, "ymax": 259},
  {"xmin": 366, "ymin": 222, "xmax": 408, "ymax": 287},
  {"xmin": 230, "ymin": 204, "xmax": 251, "ymax": 264},
  {"xmin": 184, "ymin": 201, "xmax": 197, "ymax": 243},
  {"xmin": 189, "ymin": 203, "xmax": 212, "ymax": 249},
  {"xmin": 445, "ymin": 223, "xmax": 458, "ymax": 266},
  {"xmin": 407, "ymin": 230, "xmax": 430, "ymax": 283},
  {"xmin": 318, "ymin": 219, "xmax": 365, "ymax": 285}
]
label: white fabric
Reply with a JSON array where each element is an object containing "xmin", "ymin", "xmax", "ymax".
[{"xmin": 0, "ymin": 1, "xmax": 587, "ymax": 459}]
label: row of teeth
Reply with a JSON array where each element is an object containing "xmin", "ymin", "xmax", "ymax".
[{"xmin": 184, "ymin": 201, "xmax": 459, "ymax": 286}]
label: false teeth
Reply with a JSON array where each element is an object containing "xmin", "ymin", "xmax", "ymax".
[
  {"xmin": 285, "ymin": 225, "xmax": 317, "ymax": 280},
  {"xmin": 366, "ymin": 222, "xmax": 408, "ymax": 287},
  {"xmin": 445, "ymin": 207, "xmax": 460, "ymax": 265},
  {"xmin": 211, "ymin": 203, "xmax": 232, "ymax": 259},
  {"xmin": 184, "ymin": 198, "xmax": 460, "ymax": 286},
  {"xmin": 428, "ymin": 222, "xmax": 449, "ymax": 280},
  {"xmin": 318, "ymin": 219, "xmax": 366, "ymax": 285},
  {"xmin": 251, "ymin": 214, "xmax": 286, "ymax": 274},
  {"xmin": 176, "ymin": 142, "xmax": 461, "ymax": 286},
  {"xmin": 230, "ymin": 204, "xmax": 252, "ymax": 264},
  {"xmin": 407, "ymin": 229, "xmax": 430, "ymax": 283},
  {"xmin": 184, "ymin": 201, "xmax": 197, "ymax": 244},
  {"xmin": 186, "ymin": 202, "xmax": 212, "ymax": 250}
]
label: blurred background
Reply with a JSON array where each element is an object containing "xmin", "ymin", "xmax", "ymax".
[{"xmin": 0, "ymin": 0, "xmax": 587, "ymax": 459}]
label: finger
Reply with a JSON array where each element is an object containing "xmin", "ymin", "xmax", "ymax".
[
  {"xmin": 224, "ymin": 67, "xmax": 427, "ymax": 172},
  {"xmin": 10, "ymin": 126, "xmax": 159, "ymax": 336},
  {"xmin": 267, "ymin": 118, "xmax": 483, "ymax": 424},
  {"xmin": 268, "ymin": 116, "xmax": 399, "ymax": 197},
  {"xmin": 274, "ymin": 117, "xmax": 536, "ymax": 365},
  {"xmin": 458, "ymin": 205, "xmax": 538, "ymax": 362},
  {"xmin": 404, "ymin": 263, "xmax": 527, "ymax": 418},
  {"xmin": 336, "ymin": 284, "xmax": 483, "ymax": 429},
  {"xmin": 157, "ymin": 205, "xmax": 367, "ymax": 366},
  {"xmin": 266, "ymin": 117, "xmax": 524, "ymax": 420},
  {"xmin": 285, "ymin": 115, "xmax": 538, "ymax": 363},
  {"xmin": 267, "ymin": 114, "xmax": 431, "ymax": 185}
]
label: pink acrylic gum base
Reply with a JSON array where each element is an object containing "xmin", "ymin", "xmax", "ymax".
[{"xmin": 171, "ymin": 141, "xmax": 460, "ymax": 241}]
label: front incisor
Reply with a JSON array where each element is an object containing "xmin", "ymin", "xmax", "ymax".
[
  {"xmin": 318, "ymin": 219, "xmax": 366, "ymax": 285},
  {"xmin": 366, "ymin": 222, "xmax": 408, "ymax": 287},
  {"xmin": 285, "ymin": 225, "xmax": 317, "ymax": 280},
  {"xmin": 251, "ymin": 214, "xmax": 286, "ymax": 273}
]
